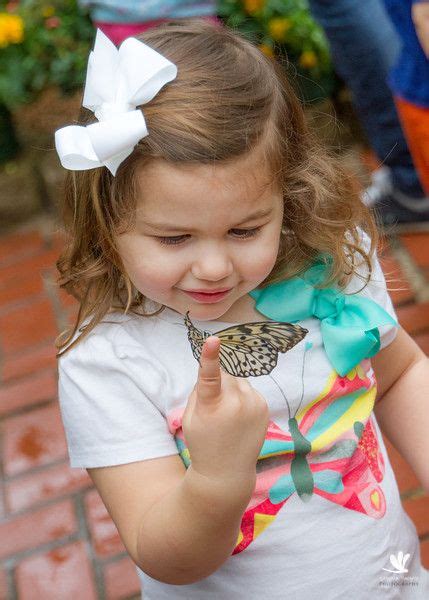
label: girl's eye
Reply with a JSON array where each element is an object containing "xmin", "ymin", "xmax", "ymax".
[
  {"xmin": 157, "ymin": 227, "xmax": 261, "ymax": 246},
  {"xmin": 158, "ymin": 235, "xmax": 189, "ymax": 246},
  {"xmin": 230, "ymin": 227, "xmax": 261, "ymax": 238}
]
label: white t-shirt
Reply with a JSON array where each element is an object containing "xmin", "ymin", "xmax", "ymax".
[{"xmin": 58, "ymin": 250, "xmax": 429, "ymax": 599}]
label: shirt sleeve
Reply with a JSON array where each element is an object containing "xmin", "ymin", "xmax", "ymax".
[
  {"xmin": 58, "ymin": 332, "xmax": 179, "ymax": 468},
  {"xmin": 343, "ymin": 231, "xmax": 399, "ymax": 350}
]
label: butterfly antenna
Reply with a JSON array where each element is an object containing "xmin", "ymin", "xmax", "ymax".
[
  {"xmin": 293, "ymin": 342, "xmax": 311, "ymax": 418},
  {"xmin": 268, "ymin": 374, "xmax": 292, "ymax": 420}
]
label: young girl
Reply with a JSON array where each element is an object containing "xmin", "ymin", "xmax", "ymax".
[{"xmin": 55, "ymin": 20, "xmax": 429, "ymax": 599}]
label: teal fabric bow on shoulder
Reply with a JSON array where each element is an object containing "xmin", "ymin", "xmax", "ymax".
[{"xmin": 249, "ymin": 261, "xmax": 397, "ymax": 376}]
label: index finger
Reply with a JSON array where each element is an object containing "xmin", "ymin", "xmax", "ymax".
[{"xmin": 196, "ymin": 336, "xmax": 222, "ymax": 403}]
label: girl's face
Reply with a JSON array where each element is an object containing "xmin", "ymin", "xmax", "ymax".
[{"xmin": 116, "ymin": 147, "xmax": 284, "ymax": 322}]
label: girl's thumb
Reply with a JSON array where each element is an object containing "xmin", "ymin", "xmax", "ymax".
[{"xmin": 196, "ymin": 336, "xmax": 222, "ymax": 403}]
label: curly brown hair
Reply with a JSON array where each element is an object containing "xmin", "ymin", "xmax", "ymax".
[{"xmin": 56, "ymin": 19, "xmax": 378, "ymax": 355}]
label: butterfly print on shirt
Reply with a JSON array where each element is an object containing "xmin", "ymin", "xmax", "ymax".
[{"xmin": 168, "ymin": 360, "xmax": 385, "ymax": 555}]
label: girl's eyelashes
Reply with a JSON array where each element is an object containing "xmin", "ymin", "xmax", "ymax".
[
  {"xmin": 230, "ymin": 227, "xmax": 262, "ymax": 239},
  {"xmin": 157, "ymin": 234, "xmax": 190, "ymax": 246},
  {"xmin": 157, "ymin": 227, "xmax": 262, "ymax": 246}
]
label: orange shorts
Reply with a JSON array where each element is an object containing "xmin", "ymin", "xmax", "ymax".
[{"xmin": 395, "ymin": 96, "xmax": 429, "ymax": 195}]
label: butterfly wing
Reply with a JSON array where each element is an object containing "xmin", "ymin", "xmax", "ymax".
[
  {"xmin": 312, "ymin": 416, "xmax": 386, "ymax": 518},
  {"xmin": 218, "ymin": 339, "xmax": 279, "ymax": 377},
  {"xmin": 184, "ymin": 313, "xmax": 307, "ymax": 377},
  {"xmin": 216, "ymin": 321, "xmax": 308, "ymax": 377},
  {"xmin": 292, "ymin": 367, "xmax": 386, "ymax": 518},
  {"xmin": 264, "ymin": 367, "xmax": 385, "ymax": 518},
  {"xmin": 250, "ymin": 321, "xmax": 309, "ymax": 353},
  {"xmin": 184, "ymin": 311, "xmax": 211, "ymax": 364}
]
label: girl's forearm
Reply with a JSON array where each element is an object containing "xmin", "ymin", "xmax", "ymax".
[
  {"xmin": 136, "ymin": 465, "xmax": 255, "ymax": 585},
  {"xmin": 374, "ymin": 356, "xmax": 429, "ymax": 494}
]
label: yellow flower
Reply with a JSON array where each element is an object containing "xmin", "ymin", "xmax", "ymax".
[
  {"xmin": 268, "ymin": 17, "xmax": 292, "ymax": 42},
  {"xmin": 0, "ymin": 16, "xmax": 8, "ymax": 47},
  {"xmin": 6, "ymin": 14, "xmax": 23, "ymax": 43},
  {"xmin": 259, "ymin": 43, "xmax": 274, "ymax": 58},
  {"xmin": 0, "ymin": 13, "xmax": 24, "ymax": 47},
  {"xmin": 42, "ymin": 5, "xmax": 56, "ymax": 18},
  {"xmin": 299, "ymin": 50, "xmax": 318, "ymax": 69},
  {"xmin": 243, "ymin": 0, "xmax": 265, "ymax": 15}
]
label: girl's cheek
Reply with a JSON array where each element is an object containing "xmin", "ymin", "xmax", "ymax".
[
  {"xmin": 129, "ymin": 254, "xmax": 184, "ymax": 288},
  {"xmin": 246, "ymin": 236, "xmax": 281, "ymax": 280},
  {"xmin": 119, "ymin": 238, "xmax": 170, "ymax": 272},
  {"xmin": 117, "ymin": 237, "xmax": 185, "ymax": 294},
  {"xmin": 252, "ymin": 257, "xmax": 277, "ymax": 282}
]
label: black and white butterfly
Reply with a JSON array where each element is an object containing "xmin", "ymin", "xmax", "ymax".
[{"xmin": 184, "ymin": 311, "xmax": 308, "ymax": 378}]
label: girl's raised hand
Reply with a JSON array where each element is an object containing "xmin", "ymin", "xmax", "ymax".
[{"xmin": 182, "ymin": 335, "xmax": 269, "ymax": 496}]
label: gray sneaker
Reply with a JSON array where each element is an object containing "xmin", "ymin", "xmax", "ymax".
[{"xmin": 362, "ymin": 168, "xmax": 429, "ymax": 233}]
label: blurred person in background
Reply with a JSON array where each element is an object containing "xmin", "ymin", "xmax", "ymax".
[
  {"xmin": 308, "ymin": 0, "xmax": 429, "ymax": 228},
  {"xmin": 78, "ymin": 0, "xmax": 218, "ymax": 45},
  {"xmin": 383, "ymin": 0, "xmax": 429, "ymax": 201}
]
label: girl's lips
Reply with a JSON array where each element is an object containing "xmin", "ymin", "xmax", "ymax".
[{"xmin": 182, "ymin": 289, "xmax": 232, "ymax": 303}]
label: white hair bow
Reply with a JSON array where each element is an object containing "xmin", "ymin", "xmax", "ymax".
[{"xmin": 54, "ymin": 29, "xmax": 177, "ymax": 176}]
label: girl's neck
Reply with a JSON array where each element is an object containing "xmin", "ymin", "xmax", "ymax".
[{"xmin": 216, "ymin": 293, "xmax": 269, "ymax": 324}]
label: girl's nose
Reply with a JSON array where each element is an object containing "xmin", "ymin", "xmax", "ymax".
[{"xmin": 190, "ymin": 244, "xmax": 234, "ymax": 281}]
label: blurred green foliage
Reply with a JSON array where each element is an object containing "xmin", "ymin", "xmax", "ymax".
[
  {"xmin": 0, "ymin": 0, "xmax": 93, "ymax": 109},
  {"xmin": 218, "ymin": 0, "xmax": 336, "ymax": 101},
  {"xmin": 0, "ymin": 0, "xmax": 336, "ymax": 110}
]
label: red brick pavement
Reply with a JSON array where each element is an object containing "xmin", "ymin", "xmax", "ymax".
[{"xmin": 0, "ymin": 225, "xmax": 428, "ymax": 599}]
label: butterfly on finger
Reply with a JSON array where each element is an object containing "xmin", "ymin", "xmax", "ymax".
[{"xmin": 184, "ymin": 311, "xmax": 308, "ymax": 377}]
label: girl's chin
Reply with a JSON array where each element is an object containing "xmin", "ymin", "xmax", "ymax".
[
  {"xmin": 180, "ymin": 301, "xmax": 236, "ymax": 322},
  {"xmin": 184, "ymin": 304, "xmax": 231, "ymax": 318}
]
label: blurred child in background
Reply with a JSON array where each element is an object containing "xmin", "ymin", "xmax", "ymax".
[
  {"xmin": 78, "ymin": 0, "xmax": 218, "ymax": 45},
  {"xmin": 308, "ymin": 0, "xmax": 429, "ymax": 228},
  {"xmin": 383, "ymin": 0, "xmax": 429, "ymax": 199}
]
